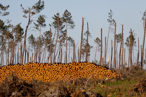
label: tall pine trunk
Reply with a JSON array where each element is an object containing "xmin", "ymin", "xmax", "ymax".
[
  {"xmin": 114, "ymin": 22, "xmax": 116, "ymax": 69},
  {"xmin": 21, "ymin": 8, "xmax": 30, "ymax": 64},
  {"xmin": 53, "ymin": 19, "xmax": 60, "ymax": 63},
  {"xmin": 137, "ymin": 37, "xmax": 139, "ymax": 66},
  {"xmin": 119, "ymin": 25, "xmax": 123, "ymax": 70},
  {"xmin": 104, "ymin": 37, "xmax": 106, "ymax": 65},
  {"xmin": 100, "ymin": 28, "xmax": 102, "ymax": 66},
  {"xmin": 141, "ymin": 19, "xmax": 146, "ymax": 69},
  {"xmin": 85, "ymin": 22, "xmax": 89, "ymax": 62},
  {"xmin": 129, "ymin": 29, "xmax": 133, "ymax": 68},
  {"xmin": 65, "ymin": 23, "xmax": 68, "ymax": 63},
  {"xmin": 79, "ymin": 17, "xmax": 84, "ymax": 62},
  {"xmin": 110, "ymin": 40, "xmax": 113, "ymax": 68},
  {"xmin": 49, "ymin": 28, "xmax": 52, "ymax": 63}
]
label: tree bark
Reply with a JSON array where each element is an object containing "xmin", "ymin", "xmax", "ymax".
[
  {"xmin": 110, "ymin": 40, "xmax": 113, "ymax": 69},
  {"xmin": 53, "ymin": 19, "xmax": 60, "ymax": 63},
  {"xmin": 100, "ymin": 28, "xmax": 102, "ymax": 66},
  {"xmin": 141, "ymin": 19, "xmax": 146, "ymax": 69},
  {"xmin": 114, "ymin": 22, "xmax": 116, "ymax": 69},
  {"xmin": 104, "ymin": 37, "xmax": 106, "ymax": 65},
  {"xmin": 137, "ymin": 37, "xmax": 139, "ymax": 66},
  {"xmin": 129, "ymin": 29, "xmax": 133, "ymax": 68},
  {"xmin": 49, "ymin": 28, "xmax": 52, "ymax": 64},
  {"xmin": 85, "ymin": 22, "xmax": 89, "ymax": 62},
  {"xmin": 65, "ymin": 23, "xmax": 68, "ymax": 63},
  {"xmin": 79, "ymin": 17, "xmax": 84, "ymax": 62},
  {"xmin": 119, "ymin": 25, "xmax": 123, "ymax": 70},
  {"xmin": 21, "ymin": 8, "xmax": 30, "ymax": 64},
  {"xmin": 73, "ymin": 40, "xmax": 75, "ymax": 62}
]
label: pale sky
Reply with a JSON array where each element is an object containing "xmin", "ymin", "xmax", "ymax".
[{"xmin": 1, "ymin": 0, "xmax": 146, "ymax": 63}]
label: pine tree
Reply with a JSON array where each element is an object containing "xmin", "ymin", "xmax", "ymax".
[
  {"xmin": 20, "ymin": 0, "xmax": 44, "ymax": 64},
  {"xmin": 62, "ymin": 9, "xmax": 75, "ymax": 63}
]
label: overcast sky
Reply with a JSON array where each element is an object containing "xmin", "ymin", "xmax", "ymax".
[{"xmin": 1, "ymin": 0, "xmax": 146, "ymax": 62}]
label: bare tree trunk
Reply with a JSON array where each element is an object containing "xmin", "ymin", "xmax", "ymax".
[
  {"xmin": 119, "ymin": 25, "xmax": 123, "ymax": 70},
  {"xmin": 20, "ymin": 43, "xmax": 23, "ymax": 64},
  {"xmin": 24, "ymin": 49, "xmax": 26, "ymax": 64},
  {"xmin": 145, "ymin": 49, "xmax": 146, "ymax": 62},
  {"xmin": 94, "ymin": 45, "xmax": 97, "ymax": 63},
  {"xmin": 17, "ymin": 46, "xmax": 19, "ymax": 63},
  {"xmin": 141, "ymin": 19, "xmax": 146, "ymax": 70},
  {"xmin": 104, "ymin": 37, "xmax": 106, "ymax": 66},
  {"xmin": 72, "ymin": 40, "xmax": 75, "ymax": 62},
  {"xmin": 38, "ymin": 26, "xmax": 41, "ymax": 63},
  {"xmin": 110, "ymin": 40, "xmax": 113, "ymax": 69},
  {"xmin": 129, "ymin": 29, "xmax": 133, "ymax": 68},
  {"xmin": 65, "ymin": 23, "xmax": 68, "ymax": 63},
  {"xmin": 1, "ymin": 51, "xmax": 3, "ymax": 65},
  {"xmin": 32, "ymin": 53, "xmax": 33, "ymax": 63},
  {"xmin": 21, "ymin": 8, "xmax": 30, "ymax": 64},
  {"xmin": 53, "ymin": 19, "xmax": 60, "ymax": 63},
  {"xmin": 85, "ymin": 22, "xmax": 89, "ymax": 62},
  {"xmin": 60, "ymin": 48, "xmax": 62, "ymax": 63},
  {"xmin": 8, "ymin": 48, "xmax": 9, "ymax": 64},
  {"xmin": 122, "ymin": 28, "xmax": 124, "ymax": 68},
  {"xmin": 73, "ymin": 40, "xmax": 75, "ymax": 62},
  {"xmin": 68, "ymin": 44, "xmax": 71, "ymax": 62},
  {"xmin": 15, "ymin": 54, "xmax": 16, "ymax": 64},
  {"xmin": 79, "ymin": 17, "xmax": 84, "ymax": 62},
  {"xmin": 114, "ymin": 22, "xmax": 116, "ymax": 69},
  {"xmin": 49, "ymin": 28, "xmax": 52, "ymax": 64},
  {"xmin": 137, "ymin": 37, "xmax": 139, "ymax": 66},
  {"xmin": 124, "ymin": 48, "xmax": 125, "ymax": 66},
  {"xmin": 78, "ymin": 48, "xmax": 80, "ymax": 62},
  {"xmin": 105, "ymin": 24, "xmax": 112, "ymax": 67},
  {"xmin": 11, "ymin": 25, "xmax": 15, "ymax": 64},
  {"xmin": 100, "ymin": 28, "xmax": 102, "ymax": 66}
]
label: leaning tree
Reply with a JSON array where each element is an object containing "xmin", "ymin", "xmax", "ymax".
[{"xmin": 20, "ymin": 0, "xmax": 44, "ymax": 64}]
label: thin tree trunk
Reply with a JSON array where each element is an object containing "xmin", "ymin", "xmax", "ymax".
[
  {"xmin": 94, "ymin": 45, "xmax": 97, "ymax": 63},
  {"xmin": 110, "ymin": 40, "xmax": 113, "ymax": 69},
  {"xmin": 114, "ymin": 22, "xmax": 116, "ymax": 69},
  {"xmin": 32, "ymin": 53, "xmax": 33, "ymax": 63},
  {"xmin": 141, "ymin": 19, "xmax": 146, "ymax": 69},
  {"xmin": 1, "ymin": 50, "xmax": 3, "ymax": 65},
  {"xmin": 60, "ymin": 48, "xmax": 62, "ymax": 63},
  {"xmin": 38, "ymin": 26, "xmax": 41, "ymax": 63},
  {"xmin": 49, "ymin": 28, "xmax": 52, "ymax": 64},
  {"xmin": 129, "ymin": 29, "xmax": 133, "ymax": 68},
  {"xmin": 122, "ymin": 27, "xmax": 124, "ymax": 68},
  {"xmin": 78, "ymin": 48, "xmax": 80, "ymax": 62},
  {"xmin": 124, "ymin": 48, "xmax": 125, "ymax": 66},
  {"xmin": 68, "ymin": 44, "xmax": 71, "ymax": 62},
  {"xmin": 105, "ymin": 25, "xmax": 112, "ymax": 67},
  {"xmin": 20, "ymin": 43, "xmax": 22, "ymax": 64},
  {"xmin": 8, "ymin": 48, "xmax": 9, "ymax": 64},
  {"xmin": 17, "ymin": 46, "xmax": 19, "ymax": 63},
  {"xmin": 79, "ymin": 17, "xmax": 84, "ymax": 62},
  {"xmin": 137, "ymin": 37, "xmax": 139, "ymax": 66},
  {"xmin": 104, "ymin": 37, "xmax": 106, "ymax": 65},
  {"xmin": 15, "ymin": 54, "xmax": 16, "ymax": 64},
  {"xmin": 100, "ymin": 28, "xmax": 102, "ymax": 66},
  {"xmin": 53, "ymin": 19, "xmax": 60, "ymax": 63},
  {"xmin": 85, "ymin": 22, "xmax": 89, "ymax": 62},
  {"xmin": 21, "ymin": 8, "xmax": 30, "ymax": 64},
  {"xmin": 119, "ymin": 25, "xmax": 123, "ymax": 70},
  {"xmin": 73, "ymin": 40, "xmax": 75, "ymax": 62},
  {"xmin": 65, "ymin": 23, "xmax": 68, "ymax": 63}
]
